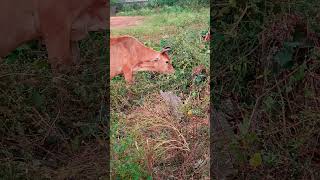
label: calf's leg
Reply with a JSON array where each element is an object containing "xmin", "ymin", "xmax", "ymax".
[{"xmin": 123, "ymin": 65, "xmax": 134, "ymax": 84}]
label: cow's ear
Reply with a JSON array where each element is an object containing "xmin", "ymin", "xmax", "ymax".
[{"xmin": 161, "ymin": 46, "xmax": 171, "ymax": 54}]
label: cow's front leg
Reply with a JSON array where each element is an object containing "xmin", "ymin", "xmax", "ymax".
[{"xmin": 123, "ymin": 65, "xmax": 134, "ymax": 84}]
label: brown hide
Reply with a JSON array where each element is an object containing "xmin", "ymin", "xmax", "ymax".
[
  {"xmin": 110, "ymin": 36, "xmax": 175, "ymax": 83},
  {"xmin": 0, "ymin": 0, "xmax": 108, "ymax": 71}
]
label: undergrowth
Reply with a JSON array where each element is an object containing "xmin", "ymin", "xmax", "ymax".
[
  {"xmin": 113, "ymin": 0, "xmax": 209, "ymax": 14},
  {"xmin": 0, "ymin": 32, "xmax": 108, "ymax": 179},
  {"xmin": 212, "ymin": 0, "xmax": 320, "ymax": 179}
]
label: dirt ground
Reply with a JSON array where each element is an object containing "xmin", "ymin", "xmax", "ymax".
[{"xmin": 110, "ymin": 16, "xmax": 145, "ymax": 29}]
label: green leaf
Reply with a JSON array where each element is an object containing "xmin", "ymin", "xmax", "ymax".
[
  {"xmin": 229, "ymin": 0, "xmax": 237, "ymax": 7},
  {"xmin": 274, "ymin": 47, "xmax": 294, "ymax": 68},
  {"xmin": 16, "ymin": 44, "xmax": 31, "ymax": 51},
  {"xmin": 239, "ymin": 117, "xmax": 250, "ymax": 135},
  {"xmin": 191, "ymin": 91, "xmax": 198, "ymax": 97},
  {"xmin": 264, "ymin": 96, "xmax": 275, "ymax": 112},
  {"xmin": 71, "ymin": 136, "xmax": 80, "ymax": 151},
  {"xmin": 218, "ymin": 7, "xmax": 231, "ymax": 17},
  {"xmin": 16, "ymin": 122, "xmax": 25, "ymax": 136},
  {"xmin": 213, "ymin": 32, "xmax": 225, "ymax": 42},
  {"xmin": 264, "ymin": 152, "xmax": 278, "ymax": 166},
  {"xmin": 32, "ymin": 60, "xmax": 49, "ymax": 70},
  {"xmin": 244, "ymin": 132, "xmax": 257, "ymax": 145},
  {"xmin": 285, "ymin": 86, "xmax": 293, "ymax": 93},
  {"xmin": 304, "ymin": 88, "xmax": 313, "ymax": 98},
  {"xmin": 249, "ymin": 152, "xmax": 262, "ymax": 168},
  {"xmin": 293, "ymin": 63, "xmax": 306, "ymax": 82},
  {"xmin": 283, "ymin": 41, "xmax": 301, "ymax": 48},
  {"xmin": 31, "ymin": 91, "xmax": 44, "ymax": 109},
  {"xmin": 5, "ymin": 56, "xmax": 18, "ymax": 64}
]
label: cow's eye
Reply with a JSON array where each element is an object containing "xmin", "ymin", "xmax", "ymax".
[
  {"xmin": 165, "ymin": 61, "xmax": 169, "ymax": 64},
  {"xmin": 151, "ymin": 57, "xmax": 159, "ymax": 62}
]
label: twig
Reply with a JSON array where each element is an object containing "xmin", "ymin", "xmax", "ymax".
[
  {"xmin": 274, "ymin": 76, "xmax": 287, "ymax": 134},
  {"xmin": 249, "ymin": 63, "xmax": 305, "ymax": 129},
  {"xmin": 0, "ymin": 73, "xmax": 35, "ymax": 78},
  {"xmin": 228, "ymin": 5, "xmax": 249, "ymax": 35}
]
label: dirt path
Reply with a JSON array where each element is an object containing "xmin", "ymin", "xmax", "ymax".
[{"xmin": 110, "ymin": 16, "xmax": 145, "ymax": 29}]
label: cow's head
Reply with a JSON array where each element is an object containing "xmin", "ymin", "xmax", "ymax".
[{"xmin": 149, "ymin": 46, "xmax": 175, "ymax": 74}]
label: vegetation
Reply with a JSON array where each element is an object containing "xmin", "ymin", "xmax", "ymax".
[
  {"xmin": 111, "ymin": 5, "xmax": 210, "ymax": 179},
  {"xmin": 212, "ymin": 0, "xmax": 320, "ymax": 179},
  {"xmin": 0, "ymin": 32, "xmax": 108, "ymax": 178},
  {"xmin": 115, "ymin": 0, "xmax": 209, "ymax": 12}
]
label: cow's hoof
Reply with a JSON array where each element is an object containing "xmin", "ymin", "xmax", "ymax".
[{"xmin": 125, "ymin": 81, "xmax": 134, "ymax": 88}]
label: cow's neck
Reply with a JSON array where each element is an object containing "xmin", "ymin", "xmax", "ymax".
[
  {"xmin": 134, "ymin": 61, "xmax": 157, "ymax": 72},
  {"xmin": 139, "ymin": 47, "xmax": 159, "ymax": 63},
  {"xmin": 130, "ymin": 37, "xmax": 162, "ymax": 72}
]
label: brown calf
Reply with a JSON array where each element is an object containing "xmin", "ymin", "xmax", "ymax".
[{"xmin": 110, "ymin": 36, "xmax": 175, "ymax": 83}]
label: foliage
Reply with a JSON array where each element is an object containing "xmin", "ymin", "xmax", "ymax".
[
  {"xmin": 212, "ymin": 0, "xmax": 320, "ymax": 179},
  {"xmin": 117, "ymin": 0, "xmax": 209, "ymax": 12},
  {"xmin": 0, "ymin": 32, "xmax": 108, "ymax": 179}
]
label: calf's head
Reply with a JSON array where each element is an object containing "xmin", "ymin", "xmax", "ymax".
[{"xmin": 148, "ymin": 47, "xmax": 175, "ymax": 74}]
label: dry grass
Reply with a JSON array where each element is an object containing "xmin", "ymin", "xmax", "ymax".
[{"xmin": 115, "ymin": 91, "xmax": 209, "ymax": 179}]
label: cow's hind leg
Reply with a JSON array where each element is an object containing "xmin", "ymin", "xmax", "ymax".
[
  {"xmin": 40, "ymin": 10, "xmax": 73, "ymax": 73},
  {"xmin": 44, "ymin": 30, "xmax": 74, "ymax": 73}
]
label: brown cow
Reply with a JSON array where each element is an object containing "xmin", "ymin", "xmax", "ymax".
[
  {"xmin": 110, "ymin": 36, "xmax": 175, "ymax": 84},
  {"xmin": 0, "ymin": 0, "xmax": 108, "ymax": 71}
]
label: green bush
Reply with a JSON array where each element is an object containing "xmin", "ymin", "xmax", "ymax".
[{"xmin": 117, "ymin": 0, "xmax": 209, "ymax": 12}]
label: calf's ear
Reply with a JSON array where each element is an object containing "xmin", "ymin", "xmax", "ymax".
[{"xmin": 160, "ymin": 46, "xmax": 171, "ymax": 53}]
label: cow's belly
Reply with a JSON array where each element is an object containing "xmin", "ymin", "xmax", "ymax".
[
  {"xmin": 0, "ymin": 0, "xmax": 38, "ymax": 57},
  {"xmin": 0, "ymin": 28, "xmax": 38, "ymax": 57}
]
